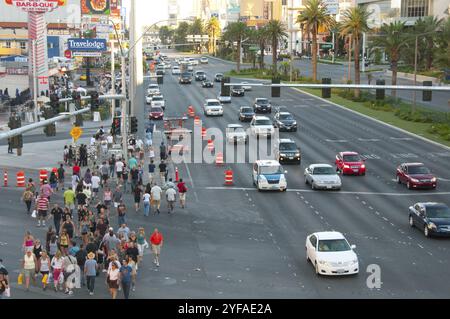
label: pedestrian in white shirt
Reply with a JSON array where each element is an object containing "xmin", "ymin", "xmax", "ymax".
[
  {"xmin": 91, "ymin": 173, "xmax": 101, "ymax": 199},
  {"xmin": 115, "ymin": 160, "xmax": 124, "ymax": 180},
  {"xmin": 165, "ymin": 187, "xmax": 177, "ymax": 214},
  {"xmin": 151, "ymin": 185, "xmax": 162, "ymax": 215},
  {"xmin": 107, "ymin": 135, "xmax": 114, "ymax": 148}
]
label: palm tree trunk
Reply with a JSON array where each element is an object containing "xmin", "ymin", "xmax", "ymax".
[
  {"xmin": 312, "ymin": 31, "xmax": 317, "ymax": 82},
  {"xmin": 391, "ymin": 60, "xmax": 398, "ymax": 98},
  {"xmin": 426, "ymin": 40, "xmax": 433, "ymax": 70},
  {"xmin": 260, "ymin": 41, "xmax": 265, "ymax": 69},
  {"xmin": 272, "ymin": 37, "xmax": 278, "ymax": 74},
  {"xmin": 354, "ymin": 35, "xmax": 360, "ymax": 99},
  {"xmin": 237, "ymin": 40, "xmax": 241, "ymax": 72}
]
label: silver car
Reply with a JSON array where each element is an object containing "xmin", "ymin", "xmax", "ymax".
[{"xmin": 304, "ymin": 164, "xmax": 342, "ymax": 190}]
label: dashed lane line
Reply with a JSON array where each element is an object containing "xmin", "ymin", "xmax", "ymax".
[{"xmin": 203, "ymin": 187, "xmax": 450, "ymax": 196}]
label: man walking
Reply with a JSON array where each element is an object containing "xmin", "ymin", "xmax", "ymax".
[
  {"xmin": 177, "ymin": 179, "xmax": 188, "ymax": 209},
  {"xmin": 159, "ymin": 160, "xmax": 167, "ymax": 184},
  {"xmin": 165, "ymin": 186, "xmax": 177, "ymax": 214},
  {"xmin": 84, "ymin": 252, "xmax": 97, "ymax": 295},
  {"xmin": 57, "ymin": 164, "xmax": 65, "ymax": 191},
  {"xmin": 50, "ymin": 203, "xmax": 63, "ymax": 235},
  {"xmin": 36, "ymin": 192, "xmax": 49, "ymax": 227},
  {"xmin": 150, "ymin": 228, "xmax": 163, "ymax": 267},
  {"xmin": 148, "ymin": 160, "xmax": 156, "ymax": 185},
  {"xmin": 119, "ymin": 259, "xmax": 133, "ymax": 299},
  {"xmin": 63, "ymin": 186, "xmax": 76, "ymax": 215},
  {"xmin": 151, "ymin": 184, "xmax": 162, "ymax": 214}
]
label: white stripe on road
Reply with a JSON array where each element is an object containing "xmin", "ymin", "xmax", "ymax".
[
  {"xmin": 358, "ymin": 138, "xmax": 381, "ymax": 142},
  {"xmin": 438, "ymin": 178, "xmax": 450, "ymax": 182},
  {"xmin": 325, "ymin": 139, "xmax": 348, "ymax": 143},
  {"xmin": 390, "ymin": 137, "xmax": 413, "ymax": 141},
  {"xmin": 203, "ymin": 186, "xmax": 450, "ymax": 196}
]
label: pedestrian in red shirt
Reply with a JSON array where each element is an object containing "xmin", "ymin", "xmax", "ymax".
[
  {"xmin": 73, "ymin": 164, "xmax": 80, "ymax": 177},
  {"xmin": 176, "ymin": 179, "xmax": 187, "ymax": 208},
  {"xmin": 150, "ymin": 228, "xmax": 163, "ymax": 267},
  {"xmin": 35, "ymin": 193, "xmax": 49, "ymax": 227}
]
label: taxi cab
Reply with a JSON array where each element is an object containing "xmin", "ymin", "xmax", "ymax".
[{"xmin": 252, "ymin": 160, "xmax": 287, "ymax": 192}]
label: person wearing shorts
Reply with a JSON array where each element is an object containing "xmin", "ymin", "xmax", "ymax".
[
  {"xmin": 39, "ymin": 251, "xmax": 51, "ymax": 291},
  {"xmin": 22, "ymin": 250, "xmax": 37, "ymax": 291},
  {"xmin": 36, "ymin": 194, "xmax": 49, "ymax": 227},
  {"xmin": 107, "ymin": 262, "xmax": 120, "ymax": 299},
  {"xmin": 51, "ymin": 251, "xmax": 64, "ymax": 292},
  {"xmin": 150, "ymin": 228, "xmax": 163, "ymax": 267}
]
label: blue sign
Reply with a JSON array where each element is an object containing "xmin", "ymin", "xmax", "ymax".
[{"xmin": 67, "ymin": 38, "xmax": 107, "ymax": 52}]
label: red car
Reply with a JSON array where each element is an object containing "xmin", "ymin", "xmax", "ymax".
[
  {"xmin": 396, "ymin": 163, "xmax": 437, "ymax": 189},
  {"xmin": 149, "ymin": 106, "xmax": 164, "ymax": 120},
  {"xmin": 335, "ymin": 152, "xmax": 366, "ymax": 176}
]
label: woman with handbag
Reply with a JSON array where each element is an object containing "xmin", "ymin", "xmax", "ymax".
[
  {"xmin": 107, "ymin": 262, "xmax": 120, "ymax": 299},
  {"xmin": 51, "ymin": 250, "xmax": 64, "ymax": 292},
  {"xmin": 39, "ymin": 251, "xmax": 51, "ymax": 291},
  {"xmin": 21, "ymin": 250, "xmax": 37, "ymax": 292}
]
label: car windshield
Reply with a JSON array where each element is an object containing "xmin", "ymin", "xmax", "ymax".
[
  {"xmin": 279, "ymin": 114, "xmax": 293, "ymax": 120},
  {"xmin": 151, "ymin": 107, "xmax": 163, "ymax": 113},
  {"xmin": 148, "ymin": 85, "xmax": 158, "ymax": 89},
  {"xmin": 181, "ymin": 73, "xmax": 191, "ymax": 77},
  {"xmin": 260, "ymin": 166, "xmax": 283, "ymax": 175},
  {"xmin": 233, "ymin": 86, "xmax": 243, "ymax": 89},
  {"xmin": 408, "ymin": 165, "xmax": 430, "ymax": 174},
  {"xmin": 318, "ymin": 239, "xmax": 351, "ymax": 252},
  {"xmin": 343, "ymin": 155, "xmax": 361, "ymax": 162},
  {"xmin": 255, "ymin": 119, "xmax": 272, "ymax": 125},
  {"xmin": 312, "ymin": 166, "xmax": 335, "ymax": 175},
  {"xmin": 257, "ymin": 99, "xmax": 269, "ymax": 105},
  {"xmin": 426, "ymin": 205, "xmax": 450, "ymax": 219},
  {"xmin": 207, "ymin": 101, "xmax": 221, "ymax": 106},
  {"xmin": 241, "ymin": 107, "xmax": 253, "ymax": 113},
  {"xmin": 152, "ymin": 97, "xmax": 163, "ymax": 101},
  {"xmin": 173, "ymin": 67, "xmax": 179, "ymax": 69},
  {"xmin": 196, "ymin": 72, "xmax": 205, "ymax": 75},
  {"xmin": 216, "ymin": 74, "xmax": 223, "ymax": 77},
  {"xmin": 279, "ymin": 143, "xmax": 297, "ymax": 151},
  {"xmin": 229, "ymin": 127, "xmax": 245, "ymax": 133}
]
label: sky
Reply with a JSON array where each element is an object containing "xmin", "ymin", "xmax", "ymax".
[{"xmin": 122, "ymin": 0, "xmax": 196, "ymax": 26}]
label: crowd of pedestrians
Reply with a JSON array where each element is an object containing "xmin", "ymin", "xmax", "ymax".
[{"xmin": 11, "ymin": 128, "xmax": 185, "ymax": 299}]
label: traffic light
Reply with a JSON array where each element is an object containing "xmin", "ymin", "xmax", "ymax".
[
  {"xmin": 130, "ymin": 116, "xmax": 138, "ymax": 134},
  {"xmin": 271, "ymin": 77, "xmax": 281, "ymax": 98},
  {"xmin": 44, "ymin": 123, "xmax": 56, "ymax": 137},
  {"xmin": 50, "ymin": 93, "xmax": 60, "ymax": 114},
  {"xmin": 376, "ymin": 79, "xmax": 385, "ymax": 100},
  {"xmin": 221, "ymin": 77, "xmax": 230, "ymax": 96},
  {"xmin": 112, "ymin": 117, "xmax": 121, "ymax": 135},
  {"xmin": 422, "ymin": 81, "xmax": 432, "ymax": 102},
  {"xmin": 322, "ymin": 78, "xmax": 331, "ymax": 98},
  {"xmin": 90, "ymin": 91, "xmax": 100, "ymax": 111}
]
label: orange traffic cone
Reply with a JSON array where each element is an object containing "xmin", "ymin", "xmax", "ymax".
[
  {"xmin": 3, "ymin": 170, "xmax": 7, "ymax": 187},
  {"xmin": 17, "ymin": 171, "xmax": 25, "ymax": 187},
  {"xmin": 207, "ymin": 139, "xmax": 214, "ymax": 152},
  {"xmin": 201, "ymin": 127, "xmax": 207, "ymax": 138},
  {"xmin": 215, "ymin": 152, "xmax": 224, "ymax": 166},
  {"xmin": 224, "ymin": 170, "xmax": 233, "ymax": 185},
  {"xmin": 188, "ymin": 106, "xmax": 195, "ymax": 118},
  {"xmin": 194, "ymin": 116, "xmax": 200, "ymax": 126}
]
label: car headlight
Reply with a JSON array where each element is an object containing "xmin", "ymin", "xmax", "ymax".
[
  {"xmin": 361, "ymin": 164, "xmax": 366, "ymax": 169},
  {"xmin": 318, "ymin": 260, "xmax": 328, "ymax": 265},
  {"xmin": 431, "ymin": 177, "xmax": 437, "ymax": 182},
  {"xmin": 428, "ymin": 222, "xmax": 437, "ymax": 229},
  {"xmin": 295, "ymin": 153, "xmax": 300, "ymax": 157},
  {"xmin": 258, "ymin": 175, "xmax": 267, "ymax": 183},
  {"xmin": 352, "ymin": 259, "xmax": 358, "ymax": 264},
  {"xmin": 279, "ymin": 153, "xmax": 287, "ymax": 157},
  {"xmin": 411, "ymin": 178, "xmax": 420, "ymax": 183},
  {"xmin": 344, "ymin": 165, "xmax": 350, "ymax": 169},
  {"xmin": 292, "ymin": 121, "xmax": 297, "ymax": 126}
]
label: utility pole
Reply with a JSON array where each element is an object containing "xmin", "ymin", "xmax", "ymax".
[
  {"xmin": 110, "ymin": 40, "xmax": 115, "ymax": 124},
  {"xmin": 332, "ymin": 31, "xmax": 335, "ymax": 64},
  {"xmin": 413, "ymin": 35, "xmax": 418, "ymax": 112},
  {"xmin": 32, "ymin": 40, "xmax": 38, "ymax": 122},
  {"xmin": 362, "ymin": 32, "xmax": 366, "ymax": 73},
  {"xmin": 348, "ymin": 34, "xmax": 352, "ymax": 82}
]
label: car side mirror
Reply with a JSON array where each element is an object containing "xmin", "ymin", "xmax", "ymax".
[{"xmin": 351, "ymin": 245, "xmax": 356, "ymax": 250}]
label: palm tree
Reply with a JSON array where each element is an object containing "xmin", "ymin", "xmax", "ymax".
[
  {"xmin": 419, "ymin": 16, "xmax": 443, "ymax": 70},
  {"xmin": 372, "ymin": 21, "xmax": 409, "ymax": 97},
  {"xmin": 434, "ymin": 17, "xmax": 450, "ymax": 69},
  {"xmin": 205, "ymin": 17, "xmax": 221, "ymax": 55},
  {"xmin": 266, "ymin": 20, "xmax": 288, "ymax": 74},
  {"xmin": 255, "ymin": 26, "xmax": 269, "ymax": 69},
  {"xmin": 297, "ymin": 0, "xmax": 335, "ymax": 81},
  {"xmin": 223, "ymin": 22, "xmax": 248, "ymax": 72},
  {"xmin": 339, "ymin": 6, "xmax": 371, "ymax": 98}
]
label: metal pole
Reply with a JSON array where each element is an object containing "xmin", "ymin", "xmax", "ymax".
[
  {"xmin": 348, "ymin": 35, "xmax": 352, "ymax": 82},
  {"xmin": 332, "ymin": 31, "xmax": 335, "ymax": 64},
  {"xmin": 413, "ymin": 35, "xmax": 418, "ymax": 111},
  {"xmin": 32, "ymin": 40, "xmax": 38, "ymax": 122},
  {"xmin": 121, "ymin": 54, "xmax": 128, "ymax": 162},
  {"xmin": 111, "ymin": 41, "xmax": 115, "ymax": 124}
]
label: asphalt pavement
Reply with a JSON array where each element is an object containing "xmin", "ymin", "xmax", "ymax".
[{"xmin": 1, "ymin": 52, "xmax": 450, "ymax": 298}]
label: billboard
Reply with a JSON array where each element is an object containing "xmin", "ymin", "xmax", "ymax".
[
  {"xmin": 81, "ymin": 0, "xmax": 111, "ymax": 15},
  {"xmin": 323, "ymin": 0, "xmax": 339, "ymax": 15},
  {"xmin": 68, "ymin": 38, "xmax": 107, "ymax": 51}
]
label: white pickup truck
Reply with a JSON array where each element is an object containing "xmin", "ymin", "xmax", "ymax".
[{"xmin": 226, "ymin": 124, "xmax": 248, "ymax": 144}]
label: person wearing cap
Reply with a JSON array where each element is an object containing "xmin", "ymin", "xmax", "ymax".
[{"xmin": 84, "ymin": 252, "xmax": 98, "ymax": 295}]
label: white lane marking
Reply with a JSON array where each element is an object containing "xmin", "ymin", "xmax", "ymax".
[
  {"xmin": 382, "ymin": 217, "xmax": 389, "ymax": 222},
  {"xmin": 358, "ymin": 138, "xmax": 381, "ymax": 142},
  {"xmin": 184, "ymin": 162, "xmax": 199, "ymax": 202},
  {"xmin": 291, "ymin": 105, "xmax": 310, "ymax": 108},
  {"xmin": 390, "ymin": 137, "xmax": 412, "ymax": 141},
  {"xmin": 203, "ymin": 187, "xmax": 450, "ymax": 196},
  {"xmin": 325, "ymin": 139, "xmax": 348, "ymax": 143},
  {"xmin": 368, "ymin": 206, "xmax": 374, "ymax": 210},
  {"xmin": 438, "ymin": 178, "xmax": 450, "ymax": 182},
  {"xmin": 360, "ymin": 154, "xmax": 381, "ymax": 160},
  {"xmin": 418, "ymin": 244, "xmax": 424, "ymax": 249}
]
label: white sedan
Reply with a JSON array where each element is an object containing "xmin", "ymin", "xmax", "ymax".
[
  {"xmin": 172, "ymin": 66, "xmax": 181, "ymax": 75},
  {"xmin": 304, "ymin": 164, "xmax": 342, "ymax": 190},
  {"xmin": 306, "ymin": 231, "xmax": 359, "ymax": 276},
  {"xmin": 241, "ymin": 82, "xmax": 252, "ymax": 91}
]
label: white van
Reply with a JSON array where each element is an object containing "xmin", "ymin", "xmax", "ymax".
[{"xmin": 252, "ymin": 160, "xmax": 288, "ymax": 192}]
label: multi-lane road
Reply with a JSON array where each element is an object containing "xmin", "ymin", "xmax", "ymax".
[{"xmin": 140, "ymin": 52, "xmax": 450, "ymax": 298}]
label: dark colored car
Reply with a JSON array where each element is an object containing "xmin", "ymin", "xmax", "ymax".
[
  {"xmin": 273, "ymin": 110, "xmax": 297, "ymax": 132},
  {"xmin": 239, "ymin": 106, "xmax": 255, "ymax": 122},
  {"xmin": 335, "ymin": 152, "xmax": 366, "ymax": 176},
  {"xmin": 149, "ymin": 106, "xmax": 164, "ymax": 120},
  {"xmin": 214, "ymin": 73, "xmax": 224, "ymax": 82},
  {"xmin": 276, "ymin": 138, "xmax": 301, "ymax": 164},
  {"xmin": 195, "ymin": 71, "xmax": 206, "ymax": 81},
  {"xmin": 396, "ymin": 163, "xmax": 437, "ymax": 189},
  {"xmin": 179, "ymin": 72, "xmax": 192, "ymax": 84},
  {"xmin": 409, "ymin": 202, "xmax": 450, "ymax": 237},
  {"xmin": 202, "ymin": 79, "xmax": 214, "ymax": 88},
  {"xmin": 254, "ymin": 98, "xmax": 272, "ymax": 113},
  {"xmin": 231, "ymin": 85, "xmax": 245, "ymax": 97}
]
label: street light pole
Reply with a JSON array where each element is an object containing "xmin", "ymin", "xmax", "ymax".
[
  {"xmin": 110, "ymin": 40, "xmax": 115, "ymax": 124},
  {"xmin": 413, "ymin": 35, "xmax": 418, "ymax": 111},
  {"xmin": 32, "ymin": 40, "xmax": 38, "ymax": 122}
]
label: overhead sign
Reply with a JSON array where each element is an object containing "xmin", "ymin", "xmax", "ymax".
[
  {"xmin": 70, "ymin": 126, "xmax": 83, "ymax": 141},
  {"xmin": 5, "ymin": 0, "xmax": 65, "ymax": 12},
  {"xmin": 72, "ymin": 51, "xmax": 102, "ymax": 57},
  {"xmin": 68, "ymin": 38, "xmax": 107, "ymax": 51}
]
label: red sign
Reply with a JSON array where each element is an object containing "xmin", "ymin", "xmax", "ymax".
[
  {"xmin": 64, "ymin": 49, "xmax": 72, "ymax": 59},
  {"xmin": 7, "ymin": 0, "xmax": 61, "ymax": 12},
  {"xmin": 38, "ymin": 76, "xmax": 48, "ymax": 84}
]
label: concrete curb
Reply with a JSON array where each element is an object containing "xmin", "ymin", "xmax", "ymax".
[
  {"xmin": 291, "ymin": 87, "xmax": 450, "ymax": 151},
  {"xmin": 205, "ymin": 55, "xmax": 252, "ymax": 66}
]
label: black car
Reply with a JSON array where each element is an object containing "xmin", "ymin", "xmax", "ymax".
[
  {"xmin": 273, "ymin": 110, "xmax": 297, "ymax": 132},
  {"xmin": 409, "ymin": 202, "xmax": 450, "ymax": 237},
  {"xmin": 202, "ymin": 79, "xmax": 214, "ymax": 88},
  {"xmin": 231, "ymin": 85, "xmax": 245, "ymax": 97},
  {"xmin": 195, "ymin": 71, "xmax": 206, "ymax": 81},
  {"xmin": 239, "ymin": 106, "xmax": 255, "ymax": 122},
  {"xmin": 214, "ymin": 73, "xmax": 224, "ymax": 82},
  {"xmin": 276, "ymin": 138, "xmax": 301, "ymax": 164},
  {"xmin": 179, "ymin": 72, "xmax": 192, "ymax": 84},
  {"xmin": 254, "ymin": 98, "xmax": 272, "ymax": 113}
]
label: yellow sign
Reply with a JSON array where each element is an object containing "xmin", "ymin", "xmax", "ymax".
[{"xmin": 70, "ymin": 126, "xmax": 83, "ymax": 141}]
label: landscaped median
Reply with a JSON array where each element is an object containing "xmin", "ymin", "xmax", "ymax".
[{"xmin": 225, "ymin": 69, "xmax": 450, "ymax": 148}]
